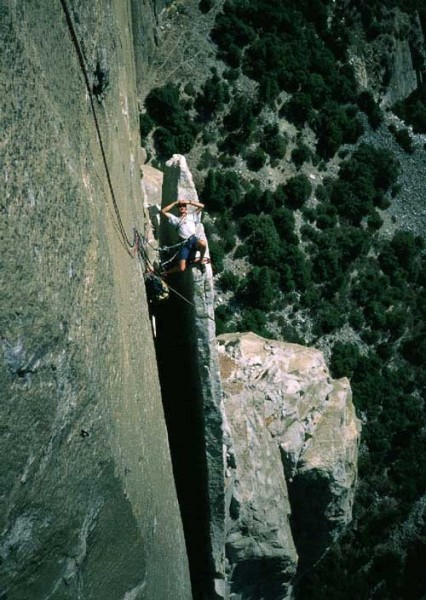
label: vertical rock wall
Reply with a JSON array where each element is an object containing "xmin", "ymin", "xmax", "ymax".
[
  {"xmin": 154, "ymin": 156, "xmax": 227, "ymax": 599},
  {"xmin": 131, "ymin": 0, "xmax": 168, "ymax": 100},
  {"xmin": 348, "ymin": 8, "xmax": 425, "ymax": 105},
  {"xmin": 1, "ymin": 2, "xmax": 192, "ymax": 599}
]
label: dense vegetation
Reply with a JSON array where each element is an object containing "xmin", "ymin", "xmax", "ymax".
[
  {"xmin": 143, "ymin": 0, "xmax": 426, "ymax": 597},
  {"xmin": 393, "ymin": 83, "xmax": 426, "ymax": 134}
]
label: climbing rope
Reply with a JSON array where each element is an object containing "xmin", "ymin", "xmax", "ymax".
[
  {"xmin": 60, "ymin": 0, "xmax": 133, "ymax": 256},
  {"xmin": 133, "ymin": 229, "xmax": 215, "ymax": 321},
  {"xmin": 60, "ymin": 2, "xmax": 216, "ymax": 326}
]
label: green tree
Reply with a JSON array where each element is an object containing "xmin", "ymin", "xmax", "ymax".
[
  {"xmin": 196, "ymin": 70, "xmax": 230, "ymax": 119},
  {"xmin": 291, "ymin": 144, "xmax": 311, "ymax": 169},
  {"xmin": 260, "ymin": 124, "xmax": 287, "ymax": 160},
  {"xmin": 330, "ymin": 341, "xmax": 361, "ymax": 378},
  {"xmin": 285, "ymin": 174, "xmax": 312, "ymax": 209},
  {"xmin": 313, "ymin": 102, "xmax": 363, "ymax": 158},
  {"xmin": 246, "ymin": 147, "xmax": 267, "ymax": 171},
  {"xmin": 272, "ymin": 207, "xmax": 297, "ymax": 242},
  {"xmin": 145, "ymin": 83, "xmax": 198, "ymax": 156},
  {"xmin": 139, "ymin": 113, "xmax": 154, "ymax": 138},
  {"xmin": 238, "ymin": 266, "xmax": 280, "ymax": 310},
  {"xmin": 238, "ymin": 308, "xmax": 271, "ymax": 337},
  {"xmin": 282, "ymin": 92, "xmax": 313, "ymax": 126},
  {"xmin": 357, "ymin": 90, "xmax": 383, "ymax": 129},
  {"xmin": 201, "ymin": 169, "xmax": 241, "ymax": 212},
  {"xmin": 401, "ymin": 331, "xmax": 426, "ymax": 366},
  {"xmin": 244, "ymin": 215, "xmax": 282, "ymax": 266}
]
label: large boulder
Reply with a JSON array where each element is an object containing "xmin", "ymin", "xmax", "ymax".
[{"xmin": 217, "ymin": 332, "xmax": 361, "ymax": 596}]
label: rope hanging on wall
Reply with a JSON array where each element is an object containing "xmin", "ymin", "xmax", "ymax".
[{"xmin": 59, "ymin": 0, "xmax": 133, "ymax": 256}]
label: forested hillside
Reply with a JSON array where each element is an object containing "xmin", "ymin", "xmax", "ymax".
[{"xmin": 140, "ymin": 0, "xmax": 426, "ymax": 597}]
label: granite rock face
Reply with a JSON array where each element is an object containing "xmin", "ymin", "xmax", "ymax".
[
  {"xmin": 1, "ymin": 2, "xmax": 191, "ymax": 599},
  {"xmin": 217, "ymin": 332, "xmax": 361, "ymax": 597},
  {"xmin": 348, "ymin": 8, "xmax": 425, "ymax": 105},
  {"xmin": 147, "ymin": 155, "xmax": 227, "ymax": 599}
]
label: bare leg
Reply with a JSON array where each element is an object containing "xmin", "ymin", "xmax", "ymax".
[
  {"xmin": 163, "ymin": 259, "xmax": 187, "ymax": 276},
  {"xmin": 197, "ymin": 239, "xmax": 207, "ymax": 262}
]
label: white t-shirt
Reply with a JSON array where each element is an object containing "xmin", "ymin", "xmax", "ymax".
[{"xmin": 167, "ymin": 211, "xmax": 201, "ymax": 240}]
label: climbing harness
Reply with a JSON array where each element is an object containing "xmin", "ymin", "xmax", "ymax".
[
  {"xmin": 132, "ymin": 229, "xmax": 168, "ymax": 304},
  {"xmin": 133, "ymin": 229, "xmax": 215, "ymax": 321}
]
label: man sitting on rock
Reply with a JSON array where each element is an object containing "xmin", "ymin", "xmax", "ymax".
[{"xmin": 161, "ymin": 199, "xmax": 207, "ymax": 274}]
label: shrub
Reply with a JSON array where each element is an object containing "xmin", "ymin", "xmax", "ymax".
[
  {"xmin": 357, "ymin": 90, "xmax": 383, "ymax": 129},
  {"xmin": 219, "ymin": 270, "xmax": 240, "ymax": 292},
  {"xmin": 201, "ymin": 169, "xmax": 242, "ymax": 212},
  {"xmin": 284, "ymin": 174, "xmax": 312, "ymax": 209},
  {"xmin": 245, "ymin": 215, "xmax": 282, "ymax": 266},
  {"xmin": 246, "ymin": 147, "xmax": 267, "ymax": 171},
  {"xmin": 237, "ymin": 266, "xmax": 280, "ymax": 310},
  {"xmin": 330, "ymin": 341, "xmax": 361, "ymax": 378},
  {"xmin": 139, "ymin": 113, "xmax": 154, "ymax": 138},
  {"xmin": 238, "ymin": 308, "xmax": 271, "ymax": 337}
]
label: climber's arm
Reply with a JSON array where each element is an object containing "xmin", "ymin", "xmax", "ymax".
[
  {"xmin": 161, "ymin": 200, "xmax": 178, "ymax": 217},
  {"xmin": 186, "ymin": 200, "xmax": 204, "ymax": 212}
]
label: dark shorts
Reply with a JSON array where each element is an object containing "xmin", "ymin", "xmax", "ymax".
[{"xmin": 178, "ymin": 235, "xmax": 198, "ymax": 262}]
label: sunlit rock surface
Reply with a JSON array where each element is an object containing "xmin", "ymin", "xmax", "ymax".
[{"xmin": 218, "ymin": 332, "xmax": 361, "ymax": 596}]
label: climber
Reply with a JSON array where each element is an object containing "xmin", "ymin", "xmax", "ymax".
[{"xmin": 161, "ymin": 199, "xmax": 208, "ymax": 274}]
